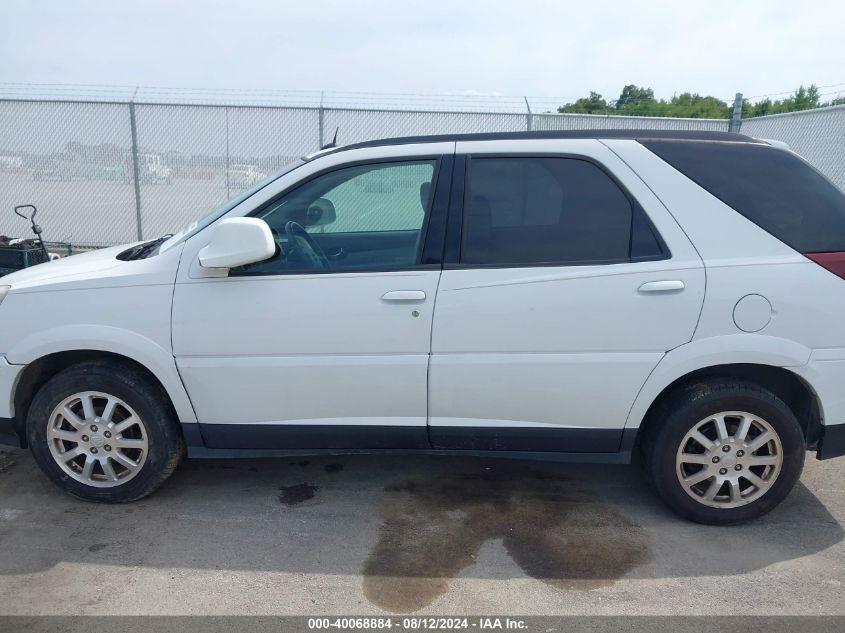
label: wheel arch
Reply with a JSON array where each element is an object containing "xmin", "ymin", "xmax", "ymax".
[
  {"xmin": 625, "ymin": 335, "xmax": 821, "ymax": 452},
  {"xmin": 11, "ymin": 348, "xmax": 196, "ymax": 448},
  {"xmin": 631, "ymin": 363, "xmax": 821, "ymax": 454}
]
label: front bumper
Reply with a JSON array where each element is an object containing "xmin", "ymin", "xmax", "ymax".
[
  {"xmin": 0, "ymin": 356, "xmax": 24, "ymax": 447},
  {"xmin": 0, "ymin": 356, "xmax": 22, "ymax": 419}
]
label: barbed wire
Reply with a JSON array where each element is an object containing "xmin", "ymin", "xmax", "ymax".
[
  {"xmin": 0, "ymin": 83, "xmax": 572, "ymax": 113},
  {"xmin": 746, "ymin": 80, "xmax": 845, "ymax": 100},
  {"xmin": 1, "ymin": 82, "xmax": 843, "ymax": 116}
]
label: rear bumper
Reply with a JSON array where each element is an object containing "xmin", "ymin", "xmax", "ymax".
[
  {"xmin": 793, "ymin": 353, "xmax": 845, "ymax": 459},
  {"xmin": 818, "ymin": 424, "xmax": 845, "ymax": 460}
]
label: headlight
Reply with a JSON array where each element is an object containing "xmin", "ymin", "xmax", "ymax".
[{"xmin": 0, "ymin": 285, "xmax": 9, "ymax": 306}]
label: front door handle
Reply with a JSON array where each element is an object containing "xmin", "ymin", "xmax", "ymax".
[
  {"xmin": 381, "ymin": 290, "xmax": 427, "ymax": 302},
  {"xmin": 638, "ymin": 280, "xmax": 685, "ymax": 294}
]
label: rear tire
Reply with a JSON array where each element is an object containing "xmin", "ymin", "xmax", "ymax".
[
  {"xmin": 644, "ymin": 379, "xmax": 805, "ymax": 525},
  {"xmin": 27, "ymin": 360, "xmax": 184, "ymax": 502}
]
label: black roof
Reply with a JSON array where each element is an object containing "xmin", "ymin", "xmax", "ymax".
[{"xmin": 331, "ymin": 129, "xmax": 757, "ymax": 153}]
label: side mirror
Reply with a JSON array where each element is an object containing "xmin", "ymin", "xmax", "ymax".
[{"xmin": 198, "ymin": 218, "xmax": 275, "ymax": 269}]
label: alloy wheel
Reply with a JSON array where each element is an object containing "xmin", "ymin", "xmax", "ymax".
[
  {"xmin": 675, "ymin": 411, "xmax": 783, "ymax": 509},
  {"xmin": 46, "ymin": 391, "xmax": 149, "ymax": 487}
]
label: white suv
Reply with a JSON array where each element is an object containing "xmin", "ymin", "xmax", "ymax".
[{"xmin": 1, "ymin": 130, "xmax": 844, "ymax": 524}]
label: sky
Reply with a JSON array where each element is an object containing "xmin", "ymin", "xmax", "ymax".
[{"xmin": 2, "ymin": 0, "xmax": 845, "ymax": 106}]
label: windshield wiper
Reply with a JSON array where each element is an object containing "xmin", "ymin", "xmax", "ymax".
[{"xmin": 118, "ymin": 234, "xmax": 174, "ymax": 261}]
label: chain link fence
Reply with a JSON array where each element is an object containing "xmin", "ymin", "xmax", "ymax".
[
  {"xmin": 0, "ymin": 96, "xmax": 843, "ymax": 247},
  {"xmin": 740, "ymin": 105, "xmax": 845, "ymax": 194}
]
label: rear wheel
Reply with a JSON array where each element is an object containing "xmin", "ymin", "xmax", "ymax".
[
  {"xmin": 645, "ymin": 380, "xmax": 805, "ymax": 524},
  {"xmin": 27, "ymin": 361, "xmax": 184, "ymax": 502}
]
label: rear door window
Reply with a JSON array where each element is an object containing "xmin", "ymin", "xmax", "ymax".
[{"xmin": 461, "ymin": 157, "xmax": 666, "ymax": 266}]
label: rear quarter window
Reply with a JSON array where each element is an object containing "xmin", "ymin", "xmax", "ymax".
[{"xmin": 642, "ymin": 140, "xmax": 845, "ymax": 253}]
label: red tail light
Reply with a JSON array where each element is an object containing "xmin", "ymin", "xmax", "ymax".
[{"xmin": 805, "ymin": 252, "xmax": 845, "ymax": 281}]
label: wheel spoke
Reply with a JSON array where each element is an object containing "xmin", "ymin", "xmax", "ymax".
[
  {"xmin": 100, "ymin": 458, "xmax": 119, "ymax": 482},
  {"xmin": 728, "ymin": 479, "xmax": 742, "ymax": 503},
  {"xmin": 747, "ymin": 454, "xmax": 779, "ymax": 466},
  {"xmin": 80, "ymin": 394, "xmax": 96, "ymax": 421},
  {"xmin": 49, "ymin": 428, "xmax": 79, "ymax": 442},
  {"xmin": 80, "ymin": 455, "xmax": 95, "ymax": 480},
  {"xmin": 735, "ymin": 415, "xmax": 752, "ymax": 442},
  {"xmin": 114, "ymin": 437, "xmax": 145, "ymax": 449},
  {"xmin": 101, "ymin": 398, "xmax": 118, "ymax": 424},
  {"xmin": 714, "ymin": 415, "xmax": 730, "ymax": 442},
  {"xmin": 112, "ymin": 417, "xmax": 137, "ymax": 434},
  {"xmin": 60, "ymin": 446, "xmax": 84, "ymax": 462},
  {"xmin": 745, "ymin": 431, "xmax": 772, "ymax": 454},
  {"xmin": 743, "ymin": 471, "xmax": 768, "ymax": 490},
  {"xmin": 680, "ymin": 453, "xmax": 712, "ymax": 465},
  {"xmin": 111, "ymin": 451, "xmax": 139, "ymax": 469},
  {"xmin": 691, "ymin": 430, "xmax": 716, "ymax": 451},
  {"xmin": 62, "ymin": 406, "xmax": 85, "ymax": 429},
  {"xmin": 702, "ymin": 478, "xmax": 722, "ymax": 501},
  {"xmin": 683, "ymin": 468, "xmax": 713, "ymax": 486}
]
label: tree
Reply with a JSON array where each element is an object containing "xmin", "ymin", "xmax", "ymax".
[
  {"xmin": 743, "ymin": 85, "xmax": 828, "ymax": 117},
  {"xmin": 793, "ymin": 85, "xmax": 821, "ymax": 110},
  {"xmin": 557, "ymin": 91, "xmax": 610, "ymax": 114},
  {"xmin": 558, "ymin": 84, "xmax": 730, "ymax": 118},
  {"xmin": 615, "ymin": 84, "xmax": 655, "ymax": 108},
  {"xmin": 558, "ymin": 84, "xmax": 837, "ymax": 119},
  {"xmin": 666, "ymin": 93, "xmax": 731, "ymax": 118}
]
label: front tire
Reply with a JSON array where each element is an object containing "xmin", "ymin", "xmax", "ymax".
[
  {"xmin": 644, "ymin": 380, "xmax": 805, "ymax": 525},
  {"xmin": 27, "ymin": 361, "xmax": 184, "ymax": 502}
]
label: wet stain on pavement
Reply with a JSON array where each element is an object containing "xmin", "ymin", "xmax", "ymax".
[
  {"xmin": 363, "ymin": 464, "xmax": 651, "ymax": 613},
  {"xmin": 88, "ymin": 543, "xmax": 109, "ymax": 552},
  {"xmin": 324, "ymin": 463, "xmax": 344, "ymax": 473},
  {"xmin": 279, "ymin": 483, "xmax": 318, "ymax": 505}
]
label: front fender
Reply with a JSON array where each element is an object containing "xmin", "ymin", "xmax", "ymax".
[
  {"xmin": 625, "ymin": 334, "xmax": 812, "ymax": 431},
  {"xmin": 6, "ymin": 324, "xmax": 197, "ymax": 424}
]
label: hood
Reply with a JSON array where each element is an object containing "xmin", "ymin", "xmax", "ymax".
[
  {"xmin": 2, "ymin": 243, "xmax": 135, "ymax": 285},
  {"xmin": 0, "ymin": 242, "xmax": 176, "ymax": 292}
]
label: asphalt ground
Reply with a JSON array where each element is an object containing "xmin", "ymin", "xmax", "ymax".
[{"xmin": 0, "ymin": 446, "xmax": 843, "ymax": 615}]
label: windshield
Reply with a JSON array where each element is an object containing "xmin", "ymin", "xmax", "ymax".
[{"xmin": 159, "ymin": 160, "xmax": 303, "ymax": 253}]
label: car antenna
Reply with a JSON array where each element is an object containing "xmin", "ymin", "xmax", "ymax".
[{"xmin": 320, "ymin": 127, "xmax": 340, "ymax": 150}]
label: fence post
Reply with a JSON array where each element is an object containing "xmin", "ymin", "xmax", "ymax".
[
  {"xmin": 224, "ymin": 106, "xmax": 231, "ymax": 200},
  {"xmin": 524, "ymin": 96, "xmax": 533, "ymax": 131},
  {"xmin": 318, "ymin": 91, "xmax": 325, "ymax": 148},
  {"xmin": 729, "ymin": 92, "xmax": 743, "ymax": 133},
  {"xmin": 128, "ymin": 101, "xmax": 143, "ymax": 241}
]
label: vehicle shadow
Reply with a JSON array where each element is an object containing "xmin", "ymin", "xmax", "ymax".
[{"xmin": 0, "ymin": 448, "xmax": 842, "ymax": 611}]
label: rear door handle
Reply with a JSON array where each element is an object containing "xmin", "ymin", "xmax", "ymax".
[
  {"xmin": 638, "ymin": 280, "xmax": 685, "ymax": 294},
  {"xmin": 381, "ymin": 290, "xmax": 427, "ymax": 302}
]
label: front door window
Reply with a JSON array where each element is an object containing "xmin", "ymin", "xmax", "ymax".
[{"xmin": 239, "ymin": 160, "xmax": 437, "ymax": 274}]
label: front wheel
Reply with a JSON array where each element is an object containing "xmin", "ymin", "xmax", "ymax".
[
  {"xmin": 27, "ymin": 361, "xmax": 185, "ymax": 502},
  {"xmin": 644, "ymin": 380, "xmax": 806, "ymax": 524}
]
